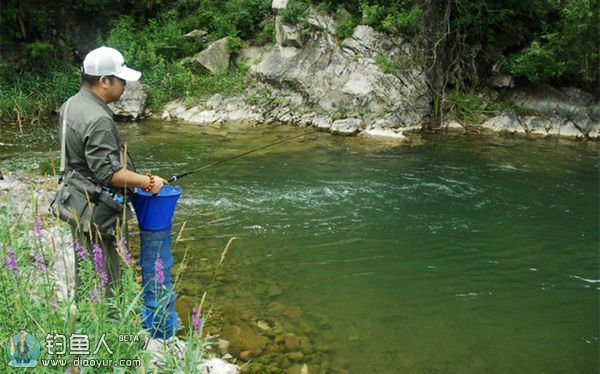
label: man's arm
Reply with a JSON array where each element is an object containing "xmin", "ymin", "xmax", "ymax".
[{"xmin": 110, "ymin": 168, "xmax": 167, "ymax": 194}]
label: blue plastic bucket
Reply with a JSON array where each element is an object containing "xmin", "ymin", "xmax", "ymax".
[{"xmin": 131, "ymin": 185, "xmax": 182, "ymax": 231}]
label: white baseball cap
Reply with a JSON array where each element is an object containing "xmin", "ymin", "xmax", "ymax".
[{"xmin": 82, "ymin": 46, "xmax": 141, "ymax": 81}]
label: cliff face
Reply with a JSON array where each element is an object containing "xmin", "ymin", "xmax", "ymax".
[
  {"xmin": 252, "ymin": 10, "xmax": 431, "ymax": 134},
  {"xmin": 158, "ymin": 5, "xmax": 431, "ymax": 139}
]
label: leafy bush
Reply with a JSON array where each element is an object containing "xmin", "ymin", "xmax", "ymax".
[
  {"xmin": 255, "ymin": 17, "xmax": 276, "ymax": 46},
  {"xmin": 448, "ymin": 89, "xmax": 486, "ymax": 124},
  {"xmin": 361, "ymin": 1, "xmax": 421, "ymax": 34},
  {"xmin": 0, "ymin": 63, "xmax": 79, "ymax": 123},
  {"xmin": 375, "ymin": 53, "xmax": 406, "ymax": 75},
  {"xmin": 104, "ymin": 14, "xmax": 241, "ymax": 108},
  {"xmin": 176, "ymin": 0, "xmax": 273, "ymax": 41},
  {"xmin": 280, "ymin": 0, "xmax": 311, "ymax": 24},
  {"xmin": 334, "ymin": 7, "xmax": 358, "ymax": 39},
  {"xmin": 507, "ymin": 0, "xmax": 598, "ymax": 90}
]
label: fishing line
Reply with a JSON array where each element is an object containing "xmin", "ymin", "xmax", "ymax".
[{"xmin": 168, "ymin": 130, "xmax": 316, "ymax": 183}]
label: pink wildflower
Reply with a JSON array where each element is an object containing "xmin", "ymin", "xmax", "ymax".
[
  {"xmin": 34, "ymin": 254, "xmax": 45, "ymax": 272},
  {"xmin": 33, "ymin": 215, "xmax": 44, "ymax": 239},
  {"xmin": 3, "ymin": 247, "xmax": 17, "ymax": 274}
]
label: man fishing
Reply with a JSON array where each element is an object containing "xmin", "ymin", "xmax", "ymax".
[{"xmin": 56, "ymin": 46, "xmax": 168, "ymax": 298}]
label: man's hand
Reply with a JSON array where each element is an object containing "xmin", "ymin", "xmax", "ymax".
[{"xmin": 150, "ymin": 176, "xmax": 168, "ymax": 194}]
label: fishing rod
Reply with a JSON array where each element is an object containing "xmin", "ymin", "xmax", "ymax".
[{"xmin": 168, "ymin": 130, "xmax": 316, "ymax": 183}]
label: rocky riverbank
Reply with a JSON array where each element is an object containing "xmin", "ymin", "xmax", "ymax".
[
  {"xmin": 1, "ymin": 173, "xmax": 336, "ymax": 373},
  {"xmin": 110, "ymin": 1, "xmax": 599, "ymax": 142}
]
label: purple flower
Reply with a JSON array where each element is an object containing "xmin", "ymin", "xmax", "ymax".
[
  {"xmin": 50, "ymin": 297, "xmax": 58, "ymax": 314},
  {"xmin": 154, "ymin": 258, "xmax": 164, "ymax": 287},
  {"xmin": 89, "ymin": 289, "xmax": 99, "ymax": 301},
  {"xmin": 34, "ymin": 254, "xmax": 45, "ymax": 272},
  {"xmin": 33, "ymin": 215, "xmax": 44, "ymax": 239},
  {"xmin": 119, "ymin": 238, "xmax": 131, "ymax": 264},
  {"xmin": 74, "ymin": 240, "xmax": 86, "ymax": 259},
  {"xmin": 92, "ymin": 243, "xmax": 108, "ymax": 292},
  {"xmin": 3, "ymin": 247, "xmax": 17, "ymax": 274},
  {"xmin": 192, "ymin": 307, "xmax": 202, "ymax": 334}
]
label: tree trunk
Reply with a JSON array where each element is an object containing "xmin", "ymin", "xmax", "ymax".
[{"xmin": 418, "ymin": 0, "xmax": 452, "ymax": 129}]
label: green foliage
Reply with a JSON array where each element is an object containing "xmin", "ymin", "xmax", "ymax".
[
  {"xmin": 0, "ymin": 197, "xmax": 147, "ymax": 372},
  {"xmin": 448, "ymin": 89, "xmax": 486, "ymax": 124},
  {"xmin": 331, "ymin": 107, "xmax": 348, "ymax": 121},
  {"xmin": 255, "ymin": 17, "xmax": 276, "ymax": 46},
  {"xmin": 334, "ymin": 7, "xmax": 359, "ymax": 39},
  {"xmin": 243, "ymin": 87, "xmax": 284, "ymax": 110},
  {"xmin": 105, "ymin": 13, "xmax": 194, "ymax": 66},
  {"xmin": 187, "ymin": 67, "xmax": 249, "ymax": 103},
  {"xmin": 24, "ymin": 40, "xmax": 55, "ymax": 61},
  {"xmin": 176, "ymin": 0, "xmax": 273, "ymax": 41},
  {"xmin": 450, "ymin": 0, "xmax": 598, "ymax": 92},
  {"xmin": 104, "ymin": 14, "xmax": 243, "ymax": 108},
  {"xmin": 375, "ymin": 53, "xmax": 406, "ymax": 75},
  {"xmin": 0, "ymin": 63, "xmax": 80, "ymax": 123},
  {"xmin": 506, "ymin": 0, "xmax": 599, "ymax": 90},
  {"xmin": 0, "ymin": 0, "xmax": 597, "ymax": 124},
  {"xmin": 227, "ymin": 37, "xmax": 246, "ymax": 52},
  {"xmin": 381, "ymin": 5, "xmax": 421, "ymax": 34},
  {"xmin": 0, "ymin": 190, "xmax": 210, "ymax": 372},
  {"xmin": 280, "ymin": 0, "xmax": 311, "ymax": 24},
  {"xmin": 507, "ymin": 41, "xmax": 557, "ymax": 82},
  {"xmin": 361, "ymin": 1, "xmax": 421, "ymax": 34}
]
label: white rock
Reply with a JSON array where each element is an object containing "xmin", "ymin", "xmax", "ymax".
[
  {"xmin": 276, "ymin": 20, "xmax": 304, "ymax": 48},
  {"xmin": 198, "ymin": 358, "xmax": 239, "ymax": 374},
  {"xmin": 362, "ymin": 126, "xmax": 405, "ymax": 139},
  {"xmin": 313, "ymin": 116, "xmax": 332, "ymax": 130},
  {"xmin": 331, "ymin": 118, "xmax": 362, "ymax": 135},
  {"xmin": 481, "ymin": 114, "xmax": 524, "ymax": 133},
  {"xmin": 218, "ymin": 338, "xmax": 230, "ymax": 352},
  {"xmin": 446, "ymin": 120, "xmax": 464, "ymax": 130},
  {"xmin": 272, "ymin": 0, "xmax": 289, "ymax": 10},
  {"xmin": 587, "ymin": 123, "xmax": 600, "ymax": 139},
  {"xmin": 206, "ymin": 94, "xmax": 224, "ymax": 109},
  {"xmin": 522, "ymin": 116, "xmax": 547, "ymax": 136},
  {"xmin": 342, "ymin": 71, "xmax": 374, "ymax": 96},
  {"xmin": 164, "ymin": 100, "xmax": 188, "ymax": 118},
  {"xmin": 143, "ymin": 336, "xmax": 187, "ymax": 368},
  {"xmin": 490, "ymin": 74, "xmax": 514, "ymax": 88},
  {"xmin": 109, "ymin": 81, "xmax": 147, "ymax": 120},
  {"xmin": 191, "ymin": 38, "xmax": 232, "ymax": 74}
]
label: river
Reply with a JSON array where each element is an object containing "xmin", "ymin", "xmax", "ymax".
[{"xmin": 1, "ymin": 120, "xmax": 598, "ymax": 373}]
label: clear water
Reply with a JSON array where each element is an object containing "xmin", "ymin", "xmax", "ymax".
[{"xmin": 1, "ymin": 121, "xmax": 598, "ymax": 372}]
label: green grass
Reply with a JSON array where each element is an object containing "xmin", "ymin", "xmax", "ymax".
[
  {"xmin": 0, "ymin": 189, "xmax": 212, "ymax": 373},
  {"xmin": 0, "ymin": 64, "xmax": 80, "ymax": 125}
]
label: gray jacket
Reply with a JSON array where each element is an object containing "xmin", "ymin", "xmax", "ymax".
[{"xmin": 58, "ymin": 88, "xmax": 135, "ymax": 187}]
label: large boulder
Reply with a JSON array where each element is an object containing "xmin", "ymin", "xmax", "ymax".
[
  {"xmin": 503, "ymin": 82, "xmax": 598, "ymax": 135},
  {"xmin": 109, "ymin": 81, "xmax": 147, "ymax": 120},
  {"xmin": 275, "ymin": 20, "xmax": 304, "ymax": 48},
  {"xmin": 191, "ymin": 37, "xmax": 232, "ymax": 73},
  {"xmin": 481, "ymin": 113, "xmax": 525, "ymax": 134},
  {"xmin": 183, "ymin": 29, "xmax": 209, "ymax": 51},
  {"xmin": 254, "ymin": 9, "xmax": 430, "ymax": 132}
]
